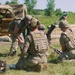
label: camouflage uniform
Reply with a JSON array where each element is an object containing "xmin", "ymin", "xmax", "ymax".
[
  {"xmin": 16, "ymin": 18, "xmax": 49, "ymax": 70},
  {"xmin": 8, "ymin": 15, "xmax": 32, "ymax": 55},
  {"xmin": 57, "ymin": 20, "xmax": 75, "ymax": 61},
  {"xmin": 8, "ymin": 19, "xmax": 21, "ymax": 53}
]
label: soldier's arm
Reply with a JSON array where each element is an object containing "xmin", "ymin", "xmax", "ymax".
[
  {"xmin": 23, "ymin": 36, "xmax": 30, "ymax": 53},
  {"xmin": 60, "ymin": 34, "xmax": 66, "ymax": 53}
]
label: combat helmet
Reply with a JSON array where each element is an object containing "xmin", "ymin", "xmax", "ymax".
[
  {"xmin": 31, "ymin": 18, "xmax": 38, "ymax": 27},
  {"xmin": 59, "ymin": 20, "xmax": 69, "ymax": 29}
]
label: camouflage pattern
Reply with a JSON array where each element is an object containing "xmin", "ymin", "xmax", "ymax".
[
  {"xmin": 8, "ymin": 19, "xmax": 21, "ymax": 34},
  {"xmin": 16, "ymin": 30, "xmax": 49, "ymax": 70},
  {"xmin": 58, "ymin": 28, "xmax": 75, "ymax": 60},
  {"xmin": 9, "ymin": 32, "xmax": 24, "ymax": 53},
  {"xmin": 31, "ymin": 18, "xmax": 38, "ymax": 27},
  {"xmin": 8, "ymin": 19, "xmax": 25, "ymax": 53},
  {"xmin": 10, "ymin": 33, "xmax": 18, "ymax": 52},
  {"xmin": 30, "ymin": 31, "xmax": 48, "ymax": 53},
  {"xmin": 16, "ymin": 19, "xmax": 27, "ymax": 34},
  {"xmin": 8, "ymin": 14, "xmax": 32, "ymax": 54},
  {"xmin": 59, "ymin": 20, "xmax": 69, "ymax": 29}
]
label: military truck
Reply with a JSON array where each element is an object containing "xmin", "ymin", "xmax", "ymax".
[{"xmin": 0, "ymin": 4, "xmax": 27, "ymax": 36}]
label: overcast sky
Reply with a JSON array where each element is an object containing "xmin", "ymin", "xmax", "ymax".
[{"xmin": 0, "ymin": 0, "xmax": 75, "ymax": 12}]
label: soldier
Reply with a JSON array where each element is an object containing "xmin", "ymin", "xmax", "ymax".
[
  {"xmin": 15, "ymin": 18, "xmax": 49, "ymax": 71},
  {"xmin": 8, "ymin": 15, "xmax": 32, "ymax": 56},
  {"xmin": 56, "ymin": 20, "xmax": 75, "ymax": 62}
]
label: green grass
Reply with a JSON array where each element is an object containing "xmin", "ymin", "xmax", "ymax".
[
  {"xmin": 33, "ymin": 15, "xmax": 59, "ymax": 26},
  {"xmin": 33, "ymin": 13, "xmax": 75, "ymax": 25},
  {"xmin": 0, "ymin": 14, "xmax": 75, "ymax": 75},
  {"xmin": 0, "ymin": 41, "xmax": 75, "ymax": 75}
]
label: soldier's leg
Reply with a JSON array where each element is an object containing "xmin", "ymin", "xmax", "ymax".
[
  {"xmin": 9, "ymin": 34, "xmax": 18, "ymax": 56},
  {"xmin": 18, "ymin": 33, "xmax": 25, "ymax": 52},
  {"xmin": 15, "ymin": 56, "xmax": 47, "ymax": 72},
  {"xmin": 15, "ymin": 58, "xmax": 30, "ymax": 70},
  {"xmin": 25, "ymin": 56, "xmax": 47, "ymax": 72},
  {"xmin": 15, "ymin": 56, "xmax": 38, "ymax": 70}
]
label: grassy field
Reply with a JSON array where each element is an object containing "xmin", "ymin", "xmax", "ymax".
[
  {"xmin": 33, "ymin": 13, "xmax": 75, "ymax": 26},
  {"xmin": 0, "ymin": 14, "xmax": 75, "ymax": 75},
  {"xmin": 0, "ymin": 41, "xmax": 75, "ymax": 75}
]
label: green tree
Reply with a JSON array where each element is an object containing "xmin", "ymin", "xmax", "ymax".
[
  {"xmin": 5, "ymin": 0, "xmax": 18, "ymax": 4},
  {"xmin": 5, "ymin": 1, "xmax": 10, "ymax": 4},
  {"xmin": 45, "ymin": 0, "xmax": 55, "ymax": 16},
  {"xmin": 24, "ymin": 0, "xmax": 37, "ymax": 14},
  {"xmin": 55, "ymin": 9, "xmax": 63, "ymax": 16}
]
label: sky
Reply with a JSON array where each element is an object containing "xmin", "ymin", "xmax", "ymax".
[{"xmin": 0, "ymin": 0, "xmax": 75, "ymax": 12}]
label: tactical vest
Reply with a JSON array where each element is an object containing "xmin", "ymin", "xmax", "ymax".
[
  {"xmin": 30, "ymin": 31, "xmax": 48, "ymax": 54},
  {"xmin": 62, "ymin": 30, "xmax": 75, "ymax": 51}
]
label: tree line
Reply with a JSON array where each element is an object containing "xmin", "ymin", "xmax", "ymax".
[
  {"xmin": 0, "ymin": 0, "xmax": 74, "ymax": 17},
  {"xmin": 4, "ymin": 0, "xmax": 67, "ymax": 16}
]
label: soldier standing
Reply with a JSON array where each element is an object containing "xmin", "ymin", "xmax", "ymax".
[{"xmin": 8, "ymin": 15, "xmax": 32, "ymax": 56}]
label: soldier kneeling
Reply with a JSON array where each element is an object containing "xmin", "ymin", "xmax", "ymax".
[{"xmin": 10, "ymin": 18, "xmax": 49, "ymax": 72}]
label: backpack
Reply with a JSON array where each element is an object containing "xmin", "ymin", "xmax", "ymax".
[{"xmin": 30, "ymin": 31, "xmax": 48, "ymax": 53}]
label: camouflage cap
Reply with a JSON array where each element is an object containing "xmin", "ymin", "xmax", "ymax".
[
  {"xmin": 38, "ymin": 24, "xmax": 45, "ymax": 30},
  {"xmin": 31, "ymin": 18, "xmax": 38, "ymax": 27},
  {"xmin": 59, "ymin": 20, "xmax": 69, "ymax": 28},
  {"xmin": 24, "ymin": 15, "xmax": 32, "ymax": 21}
]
